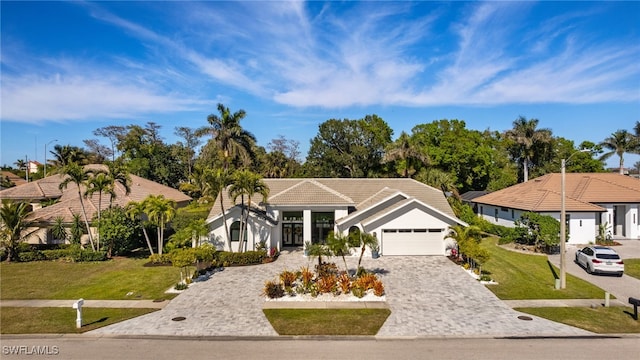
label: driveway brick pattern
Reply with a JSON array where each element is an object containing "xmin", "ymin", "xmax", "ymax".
[{"xmin": 90, "ymin": 252, "xmax": 589, "ymax": 337}]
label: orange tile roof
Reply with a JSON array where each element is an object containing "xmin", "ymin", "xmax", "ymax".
[{"xmin": 474, "ymin": 173, "xmax": 640, "ymax": 212}]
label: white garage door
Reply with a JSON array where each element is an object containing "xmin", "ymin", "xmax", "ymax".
[{"xmin": 381, "ymin": 229, "xmax": 444, "ymax": 255}]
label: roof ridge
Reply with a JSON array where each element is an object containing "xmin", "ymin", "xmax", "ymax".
[
  {"xmin": 308, "ymin": 179, "xmax": 354, "ymax": 203},
  {"xmin": 590, "ymin": 174, "xmax": 640, "ymax": 193},
  {"xmin": 268, "ymin": 180, "xmax": 312, "ymax": 200},
  {"xmin": 570, "ymin": 176, "xmax": 591, "ymax": 199},
  {"xmin": 356, "ymin": 186, "xmax": 398, "ymax": 207}
]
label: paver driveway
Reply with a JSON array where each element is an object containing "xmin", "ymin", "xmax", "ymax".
[{"xmin": 90, "ymin": 251, "xmax": 589, "ymax": 337}]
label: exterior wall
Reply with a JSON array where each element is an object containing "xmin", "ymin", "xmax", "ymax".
[{"xmin": 478, "ymin": 205, "xmax": 519, "ymax": 227}]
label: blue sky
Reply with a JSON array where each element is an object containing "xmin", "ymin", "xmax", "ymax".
[{"xmin": 1, "ymin": 1, "xmax": 639, "ymax": 169}]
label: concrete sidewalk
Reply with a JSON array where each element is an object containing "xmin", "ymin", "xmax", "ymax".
[
  {"xmin": 503, "ymin": 299, "xmax": 629, "ymax": 308},
  {"xmin": 0, "ymin": 299, "xmax": 168, "ymax": 309}
]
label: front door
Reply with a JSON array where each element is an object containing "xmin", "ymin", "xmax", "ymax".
[{"xmin": 282, "ymin": 223, "xmax": 304, "ymax": 246}]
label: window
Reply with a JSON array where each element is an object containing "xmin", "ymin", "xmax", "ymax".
[
  {"xmin": 501, "ymin": 207, "xmax": 508, "ymax": 212},
  {"xmin": 494, "ymin": 208, "xmax": 498, "ymax": 221},
  {"xmin": 511, "ymin": 209, "xmax": 514, "ymax": 219},
  {"xmin": 428, "ymin": 229, "xmax": 444, "ymax": 233},
  {"xmin": 311, "ymin": 212, "xmax": 334, "ymax": 244},
  {"xmin": 480, "ymin": 206, "xmax": 484, "ymax": 215},
  {"xmin": 230, "ymin": 221, "xmax": 241, "ymax": 242}
]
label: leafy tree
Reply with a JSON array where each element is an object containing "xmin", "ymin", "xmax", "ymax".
[
  {"xmin": 326, "ymin": 231, "xmax": 352, "ymax": 275},
  {"xmin": 411, "ymin": 120, "xmax": 493, "ymax": 193},
  {"xmin": 228, "ymin": 170, "xmax": 269, "ymax": 253},
  {"xmin": 143, "ymin": 195, "xmax": 177, "ymax": 255},
  {"xmin": 93, "ymin": 125, "xmax": 126, "ymax": 162},
  {"xmin": 383, "ymin": 131, "xmax": 429, "ymax": 178},
  {"xmin": 599, "ymin": 129, "xmax": 639, "ymax": 174},
  {"xmin": 514, "ymin": 212, "xmax": 560, "ymax": 250},
  {"xmin": 0, "ymin": 200, "xmax": 37, "ymax": 262},
  {"xmin": 97, "ymin": 206, "xmax": 140, "ymax": 257},
  {"xmin": 267, "ymin": 135, "xmax": 301, "ymax": 162},
  {"xmin": 483, "ymin": 130, "xmax": 518, "ymax": 191},
  {"xmin": 415, "ymin": 168, "xmax": 459, "ymax": 198},
  {"xmin": 536, "ymin": 138, "xmax": 605, "ymax": 176},
  {"xmin": 174, "ymin": 126, "xmax": 201, "ymax": 179},
  {"xmin": 82, "ymin": 139, "xmax": 112, "ymax": 164},
  {"xmin": 196, "ymin": 103, "xmax": 257, "ymax": 170},
  {"xmin": 59, "ymin": 162, "xmax": 96, "ymax": 251},
  {"xmin": 305, "ymin": 115, "xmax": 392, "ymax": 177},
  {"xmin": 505, "ymin": 117, "xmax": 553, "ymax": 182}
]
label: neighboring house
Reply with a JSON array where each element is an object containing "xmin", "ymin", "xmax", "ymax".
[
  {"xmin": 0, "ymin": 171, "xmax": 27, "ymax": 190},
  {"xmin": 0, "ymin": 165, "xmax": 191, "ymax": 245},
  {"xmin": 460, "ymin": 190, "xmax": 490, "ymax": 213},
  {"xmin": 473, "ymin": 173, "xmax": 640, "ymax": 244},
  {"xmin": 206, "ymin": 178, "xmax": 466, "ymax": 256},
  {"xmin": 27, "ymin": 161, "xmax": 42, "ymax": 174}
]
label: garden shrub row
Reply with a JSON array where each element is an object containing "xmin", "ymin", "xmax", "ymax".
[
  {"xmin": 148, "ymin": 248, "xmax": 268, "ymax": 268},
  {"xmin": 17, "ymin": 247, "xmax": 108, "ymax": 262},
  {"xmin": 216, "ymin": 250, "xmax": 267, "ymax": 266}
]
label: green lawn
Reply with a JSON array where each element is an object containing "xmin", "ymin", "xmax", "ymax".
[
  {"xmin": 624, "ymin": 259, "xmax": 640, "ymax": 280},
  {"xmin": 0, "ymin": 307, "xmax": 157, "ymax": 334},
  {"xmin": 480, "ymin": 238, "xmax": 608, "ymax": 300},
  {"xmin": 263, "ymin": 308, "xmax": 391, "ymax": 335},
  {"xmin": 516, "ymin": 307, "xmax": 640, "ymax": 333},
  {"xmin": 0, "ymin": 258, "xmax": 180, "ymax": 300}
]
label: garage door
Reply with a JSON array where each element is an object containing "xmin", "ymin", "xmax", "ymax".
[{"xmin": 381, "ymin": 229, "xmax": 444, "ymax": 255}]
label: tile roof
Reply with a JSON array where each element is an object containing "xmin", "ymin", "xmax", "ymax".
[
  {"xmin": 473, "ymin": 173, "xmax": 640, "ymax": 212},
  {"xmin": 208, "ymin": 178, "xmax": 455, "ymax": 221},
  {"xmin": 0, "ymin": 167, "xmax": 191, "ymax": 223}
]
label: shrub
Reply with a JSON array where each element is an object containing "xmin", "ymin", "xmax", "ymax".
[
  {"xmin": 216, "ymin": 250, "xmax": 267, "ymax": 266},
  {"xmin": 17, "ymin": 248, "xmax": 107, "ymax": 262},
  {"xmin": 315, "ymin": 262, "xmax": 339, "ymax": 277},
  {"xmin": 353, "ymin": 273, "xmax": 378, "ymax": 291},
  {"xmin": 372, "ymin": 279, "xmax": 385, "ymax": 296},
  {"xmin": 300, "ymin": 266, "xmax": 314, "ymax": 287},
  {"xmin": 149, "ymin": 253, "xmax": 172, "ymax": 265},
  {"xmin": 317, "ymin": 274, "xmax": 338, "ymax": 294},
  {"xmin": 174, "ymin": 282, "xmax": 188, "ymax": 291},
  {"xmin": 351, "ymin": 285, "xmax": 365, "ymax": 298},
  {"xmin": 338, "ymin": 273, "xmax": 351, "ymax": 294},
  {"xmin": 263, "ymin": 280, "xmax": 284, "ymax": 299},
  {"xmin": 279, "ymin": 269, "xmax": 297, "ymax": 288}
]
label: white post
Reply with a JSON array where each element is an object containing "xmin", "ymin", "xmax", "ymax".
[
  {"xmin": 605, "ymin": 292, "xmax": 610, "ymax": 307},
  {"xmin": 72, "ymin": 298, "xmax": 84, "ymax": 329}
]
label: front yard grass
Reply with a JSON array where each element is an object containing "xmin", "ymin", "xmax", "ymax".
[
  {"xmin": 480, "ymin": 238, "xmax": 608, "ymax": 300},
  {"xmin": 0, "ymin": 307, "xmax": 157, "ymax": 334},
  {"xmin": 516, "ymin": 306, "xmax": 640, "ymax": 333},
  {"xmin": 263, "ymin": 308, "xmax": 391, "ymax": 335},
  {"xmin": 624, "ymin": 259, "xmax": 640, "ymax": 280},
  {"xmin": 0, "ymin": 258, "xmax": 180, "ymax": 300}
]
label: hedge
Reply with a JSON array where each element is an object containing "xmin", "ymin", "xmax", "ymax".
[
  {"xmin": 216, "ymin": 250, "xmax": 267, "ymax": 266},
  {"xmin": 16, "ymin": 248, "xmax": 108, "ymax": 262}
]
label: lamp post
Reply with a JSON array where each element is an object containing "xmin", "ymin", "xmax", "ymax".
[
  {"xmin": 560, "ymin": 149, "xmax": 589, "ymax": 289},
  {"xmin": 44, "ymin": 139, "xmax": 57, "ymax": 178}
]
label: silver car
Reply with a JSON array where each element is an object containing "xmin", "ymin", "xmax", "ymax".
[{"xmin": 575, "ymin": 246, "xmax": 624, "ymax": 276}]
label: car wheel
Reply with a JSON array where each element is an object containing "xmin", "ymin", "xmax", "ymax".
[
  {"xmin": 617, "ymin": 272, "xmax": 624, "ymax": 277},
  {"xmin": 586, "ymin": 264, "xmax": 593, "ymax": 274}
]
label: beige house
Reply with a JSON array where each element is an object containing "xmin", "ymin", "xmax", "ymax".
[
  {"xmin": 473, "ymin": 173, "xmax": 640, "ymax": 244},
  {"xmin": 206, "ymin": 178, "xmax": 465, "ymax": 256},
  {"xmin": 0, "ymin": 166, "xmax": 191, "ymax": 245}
]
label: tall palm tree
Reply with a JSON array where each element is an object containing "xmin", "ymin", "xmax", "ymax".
[
  {"xmin": 202, "ymin": 167, "xmax": 232, "ymax": 251},
  {"xmin": 13, "ymin": 159, "xmax": 26, "ymax": 172},
  {"xmin": 59, "ymin": 162, "xmax": 96, "ymax": 251},
  {"xmin": 383, "ymin": 131, "xmax": 429, "ymax": 178},
  {"xmin": 105, "ymin": 160, "xmax": 131, "ymax": 207},
  {"xmin": 196, "ymin": 103, "xmax": 257, "ymax": 170},
  {"xmin": 228, "ymin": 170, "xmax": 269, "ymax": 253},
  {"xmin": 126, "ymin": 200, "xmax": 154, "ymax": 255},
  {"xmin": 84, "ymin": 171, "xmax": 113, "ymax": 251},
  {"xmin": 505, "ymin": 117, "xmax": 552, "ymax": 182},
  {"xmin": 49, "ymin": 144, "xmax": 89, "ymax": 170},
  {"xmin": 143, "ymin": 195, "xmax": 176, "ymax": 255},
  {"xmin": 0, "ymin": 200, "xmax": 37, "ymax": 262},
  {"xmin": 599, "ymin": 129, "xmax": 639, "ymax": 175}
]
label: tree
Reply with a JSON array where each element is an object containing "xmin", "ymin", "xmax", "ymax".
[
  {"xmin": 97, "ymin": 206, "xmax": 140, "ymax": 257},
  {"xmin": 69, "ymin": 213, "xmax": 85, "ymax": 246},
  {"xmin": 228, "ymin": 170, "xmax": 269, "ymax": 253},
  {"xmin": 50, "ymin": 216, "xmax": 68, "ymax": 243},
  {"xmin": 59, "ymin": 162, "xmax": 96, "ymax": 251},
  {"xmin": 0, "ymin": 200, "xmax": 37, "ymax": 262},
  {"xmin": 196, "ymin": 103, "xmax": 257, "ymax": 170},
  {"xmin": 505, "ymin": 117, "xmax": 553, "ymax": 182},
  {"xmin": 202, "ymin": 168, "xmax": 232, "ymax": 251},
  {"xmin": 415, "ymin": 167, "xmax": 459, "ymax": 199},
  {"xmin": 599, "ymin": 129, "xmax": 639, "ymax": 174},
  {"xmin": 82, "ymin": 139, "xmax": 112, "ymax": 164},
  {"xmin": 84, "ymin": 170, "xmax": 113, "ymax": 250},
  {"xmin": 447, "ymin": 225, "xmax": 488, "ymax": 269},
  {"xmin": 143, "ymin": 195, "xmax": 177, "ymax": 255},
  {"xmin": 94, "ymin": 125, "xmax": 126, "ymax": 162},
  {"xmin": 514, "ymin": 212, "xmax": 560, "ymax": 251},
  {"xmin": 356, "ymin": 232, "xmax": 378, "ymax": 274},
  {"xmin": 383, "ymin": 131, "xmax": 429, "ymax": 178},
  {"xmin": 411, "ymin": 120, "xmax": 494, "ymax": 193},
  {"xmin": 49, "ymin": 144, "xmax": 89, "ymax": 170},
  {"xmin": 326, "ymin": 232, "xmax": 352, "ymax": 275},
  {"xmin": 174, "ymin": 126, "xmax": 201, "ymax": 179},
  {"xmin": 305, "ymin": 115, "xmax": 392, "ymax": 177},
  {"xmin": 105, "ymin": 160, "xmax": 131, "ymax": 207},
  {"xmin": 126, "ymin": 200, "xmax": 155, "ymax": 255}
]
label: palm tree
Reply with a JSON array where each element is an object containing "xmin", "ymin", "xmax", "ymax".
[
  {"xmin": 105, "ymin": 160, "xmax": 131, "ymax": 207},
  {"xmin": 13, "ymin": 159, "xmax": 26, "ymax": 172},
  {"xmin": 49, "ymin": 144, "xmax": 89, "ymax": 170},
  {"xmin": 383, "ymin": 131, "xmax": 429, "ymax": 178},
  {"xmin": 143, "ymin": 195, "xmax": 176, "ymax": 255},
  {"xmin": 50, "ymin": 216, "xmax": 68, "ymax": 243},
  {"xmin": 416, "ymin": 167, "xmax": 460, "ymax": 199},
  {"xmin": 196, "ymin": 103, "xmax": 257, "ymax": 170},
  {"xmin": 70, "ymin": 213, "xmax": 85, "ymax": 245},
  {"xmin": 505, "ymin": 117, "xmax": 552, "ymax": 182},
  {"xmin": 0, "ymin": 200, "xmax": 37, "ymax": 262},
  {"xmin": 228, "ymin": 170, "xmax": 269, "ymax": 253},
  {"xmin": 326, "ymin": 231, "xmax": 352, "ymax": 275},
  {"xmin": 202, "ymin": 167, "xmax": 232, "ymax": 251},
  {"xmin": 356, "ymin": 232, "xmax": 378, "ymax": 274},
  {"xmin": 59, "ymin": 162, "xmax": 96, "ymax": 251},
  {"xmin": 126, "ymin": 201, "xmax": 154, "ymax": 255},
  {"xmin": 84, "ymin": 171, "xmax": 113, "ymax": 251},
  {"xmin": 599, "ymin": 129, "xmax": 639, "ymax": 174}
]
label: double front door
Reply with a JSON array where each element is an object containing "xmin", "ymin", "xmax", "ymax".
[{"xmin": 282, "ymin": 223, "xmax": 304, "ymax": 246}]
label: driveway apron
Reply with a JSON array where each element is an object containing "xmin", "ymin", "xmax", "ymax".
[{"xmin": 90, "ymin": 252, "xmax": 589, "ymax": 337}]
